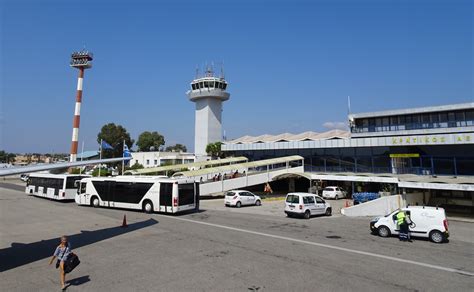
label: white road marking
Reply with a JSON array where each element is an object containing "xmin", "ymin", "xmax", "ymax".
[{"xmin": 166, "ymin": 215, "xmax": 474, "ymax": 277}]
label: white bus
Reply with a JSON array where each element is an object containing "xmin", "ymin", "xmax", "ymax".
[
  {"xmin": 75, "ymin": 176, "xmax": 199, "ymax": 214},
  {"xmin": 26, "ymin": 173, "xmax": 91, "ymax": 201}
]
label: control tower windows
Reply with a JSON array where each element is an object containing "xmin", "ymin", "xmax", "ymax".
[
  {"xmin": 204, "ymin": 81, "xmax": 209, "ymax": 88},
  {"xmin": 192, "ymin": 84, "xmax": 196, "ymax": 90},
  {"xmin": 223, "ymin": 83, "xmax": 227, "ymax": 90},
  {"xmin": 199, "ymin": 81, "xmax": 203, "ymax": 89}
]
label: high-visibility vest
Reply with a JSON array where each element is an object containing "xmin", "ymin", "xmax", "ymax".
[{"xmin": 396, "ymin": 211, "xmax": 406, "ymax": 225}]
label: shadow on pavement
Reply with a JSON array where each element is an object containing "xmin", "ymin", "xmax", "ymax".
[
  {"xmin": 67, "ymin": 275, "xmax": 91, "ymax": 287},
  {"xmin": 0, "ymin": 218, "xmax": 158, "ymax": 272},
  {"xmin": 0, "ymin": 182, "xmax": 25, "ymax": 192}
]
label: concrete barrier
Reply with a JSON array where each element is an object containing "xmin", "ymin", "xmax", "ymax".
[{"xmin": 341, "ymin": 195, "xmax": 402, "ymax": 217}]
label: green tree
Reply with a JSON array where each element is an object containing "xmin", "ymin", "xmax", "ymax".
[
  {"xmin": 0, "ymin": 151, "xmax": 7, "ymax": 163},
  {"xmin": 205, "ymin": 142, "xmax": 223, "ymax": 158},
  {"xmin": 128, "ymin": 162, "xmax": 144, "ymax": 170},
  {"xmin": 92, "ymin": 168, "xmax": 110, "ymax": 177},
  {"xmin": 97, "ymin": 123, "xmax": 134, "ymax": 158},
  {"xmin": 165, "ymin": 143, "xmax": 187, "ymax": 152},
  {"xmin": 0, "ymin": 151, "xmax": 16, "ymax": 163},
  {"xmin": 136, "ymin": 131, "xmax": 165, "ymax": 152}
]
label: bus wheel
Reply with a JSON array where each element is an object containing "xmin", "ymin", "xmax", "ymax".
[
  {"xmin": 143, "ymin": 201, "xmax": 154, "ymax": 214},
  {"xmin": 91, "ymin": 196, "xmax": 99, "ymax": 208}
]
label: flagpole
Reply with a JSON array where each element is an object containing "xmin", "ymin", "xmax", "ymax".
[
  {"xmin": 99, "ymin": 139, "xmax": 102, "ymax": 177},
  {"xmin": 122, "ymin": 140, "xmax": 125, "ymax": 175}
]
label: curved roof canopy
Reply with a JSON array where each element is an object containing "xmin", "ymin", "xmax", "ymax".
[
  {"xmin": 126, "ymin": 156, "xmax": 248, "ymax": 175},
  {"xmin": 173, "ymin": 155, "xmax": 304, "ymax": 178},
  {"xmin": 227, "ymin": 130, "xmax": 350, "ymax": 144}
]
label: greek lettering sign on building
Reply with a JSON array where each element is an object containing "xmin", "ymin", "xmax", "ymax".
[{"xmin": 390, "ymin": 133, "xmax": 473, "ymax": 146}]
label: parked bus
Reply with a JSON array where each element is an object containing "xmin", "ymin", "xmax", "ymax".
[
  {"xmin": 26, "ymin": 173, "xmax": 90, "ymax": 201},
  {"xmin": 75, "ymin": 176, "xmax": 199, "ymax": 214}
]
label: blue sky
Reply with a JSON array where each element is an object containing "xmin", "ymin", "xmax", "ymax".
[{"xmin": 1, "ymin": 0, "xmax": 472, "ymax": 153}]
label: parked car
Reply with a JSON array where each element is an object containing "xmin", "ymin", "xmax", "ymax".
[
  {"xmin": 284, "ymin": 192, "xmax": 331, "ymax": 219},
  {"xmin": 322, "ymin": 186, "xmax": 347, "ymax": 200},
  {"xmin": 370, "ymin": 206, "xmax": 449, "ymax": 243},
  {"xmin": 20, "ymin": 174, "xmax": 29, "ymax": 182},
  {"xmin": 353, "ymin": 192, "xmax": 380, "ymax": 204},
  {"xmin": 225, "ymin": 190, "xmax": 262, "ymax": 208}
]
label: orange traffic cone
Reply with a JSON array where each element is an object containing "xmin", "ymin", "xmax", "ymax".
[
  {"xmin": 121, "ymin": 214, "xmax": 128, "ymax": 228},
  {"xmin": 344, "ymin": 200, "xmax": 350, "ymax": 208}
]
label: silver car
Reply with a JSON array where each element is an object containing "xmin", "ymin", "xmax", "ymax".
[{"xmin": 225, "ymin": 190, "xmax": 262, "ymax": 208}]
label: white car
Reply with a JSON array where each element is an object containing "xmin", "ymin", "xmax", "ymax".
[
  {"xmin": 322, "ymin": 186, "xmax": 346, "ymax": 200},
  {"xmin": 225, "ymin": 190, "xmax": 262, "ymax": 208},
  {"xmin": 20, "ymin": 174, "xmax": 29, "ymax": 182},
  {"xmin": 370, "ymin": 206, "xmax": 449, "ymax": 243},
  {"xmin": 284, "ymin": 192, "xmax": 331, "ymax": 219}
]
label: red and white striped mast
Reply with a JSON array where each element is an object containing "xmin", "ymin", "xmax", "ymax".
[{"xmin": 69, "ymin": 50, "xmax": 93, "ymax": 162}]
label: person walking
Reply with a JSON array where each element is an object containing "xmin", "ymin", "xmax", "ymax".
[
  {"xmin": 49, "ymin": 236, "xmax": 72, "ymax": 290},
  {"xmin": 264, "ymin": 182, "xmax": 273, "ymax": 194},
  {"xmin": 396, "ymin": 210, "xmax": 408, "ymax": 241},
  {"xmin": 405, "ymin": 211, "xmax": 413, "ymax": 242}
]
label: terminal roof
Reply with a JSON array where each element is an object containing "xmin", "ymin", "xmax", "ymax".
[
  {"xmin": 349, "ymin": 102, "xmax": 474, "ymax": 119},
  {"xmin": 227, "ymin": 130, "xmax": 350, "ymax": 144}
]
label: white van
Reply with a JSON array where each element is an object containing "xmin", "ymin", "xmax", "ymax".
[
  {"xmin": 285, "ymin": 193, "xmax": 331, "ymax": 219},
  {"xmin": 370, "ymin": 206, "xmax": 449, "ymax": 243}
]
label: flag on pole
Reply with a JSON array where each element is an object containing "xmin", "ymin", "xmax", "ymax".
[
  {"xmin": 123, "ymin": 144, "xmax": 131, "ymax": 166},
  {"xmin": 101, "ymin": 140, "xmax": 113, "ymax": 150}
]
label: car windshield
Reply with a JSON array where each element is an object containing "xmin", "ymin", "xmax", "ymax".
[
  {"xmin": 385, "ymin": 210, "xmax": 398, "ymax": 217},
  {"xmin": 286, "ymin": 195, "xmax": 299, "ymax": 204},
  {"xmin": 225, "ymin": 192, "xmax": 235, "ymax": 197},
  {"xmin": 323, "ymin": 188, "xmax": 333, "ymax": 191}
]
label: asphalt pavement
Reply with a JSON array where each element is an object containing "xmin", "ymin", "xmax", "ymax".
[{"xmin": 1, "ymin": 185, "xmax": 473, "ymax": 291}]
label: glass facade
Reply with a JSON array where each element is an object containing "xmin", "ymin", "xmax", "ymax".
[
  {"xmin": 226, "ymin": 145, "xmax": 474, "ymax": 176},
  {"xmin": 351, "ymin": 109, "xmax": 474, "ymax": 133}
]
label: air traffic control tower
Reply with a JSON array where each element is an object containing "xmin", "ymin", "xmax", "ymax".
[{"xmin": 187, "ymin": 67, "xmax": 230, "ymax": 157}]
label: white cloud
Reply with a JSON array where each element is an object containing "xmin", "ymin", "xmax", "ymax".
[{"xmin": 323, "ymin": 121, "xmax": 347, "ymax": 130}]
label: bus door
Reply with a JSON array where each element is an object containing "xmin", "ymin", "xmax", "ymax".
[
  {"xmin": 195, "ymin": 182, "xmax": 200, "ymax": 211},
  {"xmin": 105, "ymin": 181, "xmax": 116, "ymax": 208},
  {"xmin": 159, "ymin": 182, "xmax": 173, "ymax": 213}
]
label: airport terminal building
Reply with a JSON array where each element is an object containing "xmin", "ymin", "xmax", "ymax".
[{"xmin": 222, "ymin": 103, "xmax": 474, "ymax": 214}]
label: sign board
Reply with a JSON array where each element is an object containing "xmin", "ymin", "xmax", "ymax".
[
  {"xmin": 390, "ymin": 133, "xmax": 473, "ymax": 146},
  {"xmin": 389, "ymin": 153, "xmax": 420, "ymax": 158}
]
